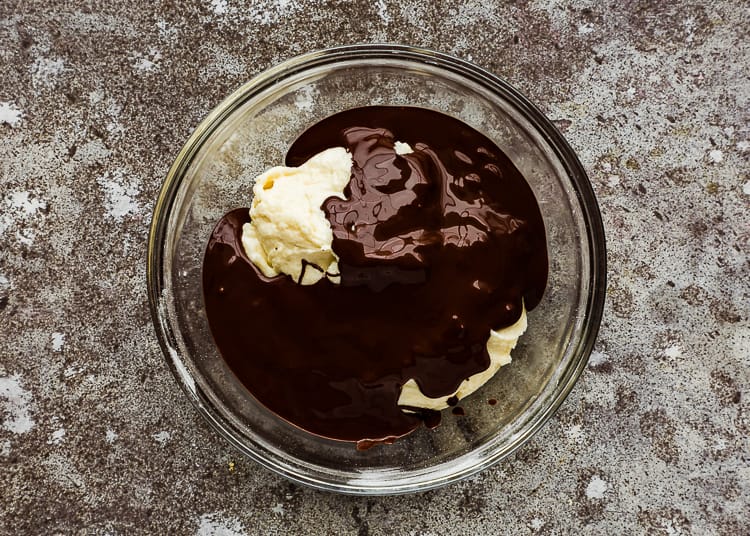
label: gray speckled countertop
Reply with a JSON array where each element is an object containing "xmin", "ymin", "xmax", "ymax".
[{"xmin": 1, "ymin": 1, "xmax": 748, "ymax": 534}]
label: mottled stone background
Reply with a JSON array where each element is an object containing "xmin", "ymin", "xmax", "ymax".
[{"xmin": 1, "ymin": 0, "xmax": 748, "ymax": 534}]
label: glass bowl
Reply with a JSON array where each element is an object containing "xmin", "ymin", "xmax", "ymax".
[{"xmin": 147, "ymin": 44, "xmax": 606, "ymax": 495}]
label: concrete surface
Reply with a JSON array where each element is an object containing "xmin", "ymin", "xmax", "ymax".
[{"xmin": 1, "ymin": 0, "xmax": 748, "ymax": 534}]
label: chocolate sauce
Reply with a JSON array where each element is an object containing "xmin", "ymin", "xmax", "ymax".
[{"xmin": 203, "ymin": 106, "xmax": 547, "ymax": 444}]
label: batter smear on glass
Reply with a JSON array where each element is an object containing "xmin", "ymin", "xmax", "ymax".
[{"xmin": 202, "ymin": 106, "xmax": 548, "ymax": 447}]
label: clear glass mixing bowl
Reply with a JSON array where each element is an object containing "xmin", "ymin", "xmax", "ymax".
[{"xmin": 147, "ymin": 44, "xmax": 606, "ymax": 495}]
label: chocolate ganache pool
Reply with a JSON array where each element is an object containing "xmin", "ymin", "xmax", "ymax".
[{"xmin": 202, "ymin": 106, "xmax": 548, "ymax": 447}]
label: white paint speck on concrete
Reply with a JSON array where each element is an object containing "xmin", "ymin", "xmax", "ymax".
[
  {"xmin": 0, "ymin": 375, "xmax": 35, "ymax": 434},
  {"xmin": 97, "ymin": 169, "xmax": 141, "ymax": 221},
  {"xmin": 89, "ymin": 88, "xmax": 105, "ymax": 105},
  {"xmin": 51, "ymin": 332, "xmax": 66, "ymax": 352},
  {"xmin": 48, "ymin": 427, "xmax": 66, "ymax": 445},
  {"xmin": 105, "ymin": 100, "xmax": 125, "ymax": 137},
  {"xmin": 16, "ymin": 228, "xmax": 35, "ymax": 246},
  {"xmin": 132, "ymin": 48, "xmax": 162, "ymax": 73},
  {"xmin": 153, "ymin": 431, "xmax": 171, "ymax": 444},
  {"xmin": 210, "ymin": 0, "xmax": 228, "ymax": 15},
  {"xmin": 0, "ymin": 101, "xmax": 24, "ymax": 126},
  {"xmin": 375, "ymin": 0, "xmax": 391, "ymax": 24},
  {"xmin": 248, "ymin": 0, "xmax": 298, "ymax": 25},
  {"xmin": 105, "ymin": 429, "xmax": 118, "ymax": 444},
  {"xmin": 133, "ymin": 57, "xmax": 157, "ymax": 72},
  {"xmin": 1, "ymin": 192, "xmax": 47, "ymax": 242},
  {"xmin": 588, "ymin": 350, "xmax": 609, "ymax": 367},
  {"xmin": 529, "ymin": 518, "xmax": 545, "ymax": 531},
  {"xmin": 156, "ymin": 19, "xmax": 177, "ymax": 39},
  {"xmin": 578, "ymin": 23, "xmax": 594, "ymax": 35},
  {"xmin": 743, "ymin": 182, "xmax": 750, "ymax": 196},
  {"xmin": 31, "ymin": 57, "xmax": 66, "ymax": 88},
  {"xmin": 663, "ymin": 344, "xmax": 682, "ymax": 359},
  {"xmin": 196, "ymin": 513, "xmax": 247, "ymax": 536},
  {"xmin": 708, "ymin": 149, "xmax": 723, "ymax": 163},
  {"xmin": 566, "ymin": 424, "xmax": 584, "ymax": 442},
  {"xmin": 586, "ymin": 475, "xmax": 609, "ymax": 499},
  {"xmin": 63, "ymin": 366, "xmax": 83, "ymax": 378},
  {"xmin": 10, "ymin": 192, "xmax": 46, "ymax": 216},
  {"xmin": 270, "ymin": 503, "xmax": 285, "ymax": 515}
]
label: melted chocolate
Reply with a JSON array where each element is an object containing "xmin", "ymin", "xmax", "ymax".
[{"xmin": 203, "ymin": 106, "xmax": 547, "ymax": 444}]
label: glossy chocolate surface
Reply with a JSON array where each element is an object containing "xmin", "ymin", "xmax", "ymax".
[{"xmin": 203, "ymin": 107, "xmax": 547, "ymax": 445}]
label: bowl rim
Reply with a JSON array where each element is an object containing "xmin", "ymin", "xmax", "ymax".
[{"xmin": 147, "ymin": 43, "xmax": 607, "ymax": 495}]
